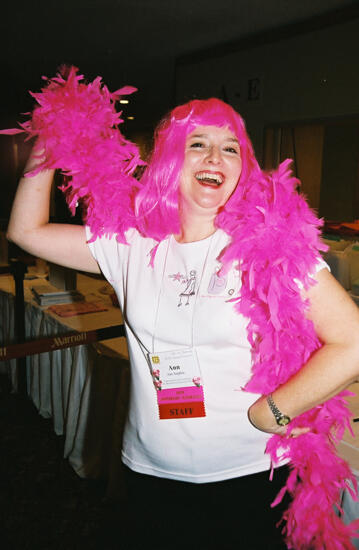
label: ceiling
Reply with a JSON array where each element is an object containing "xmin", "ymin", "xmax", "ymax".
[{"xmin": 1, "ymin": 0, "xmax": 358, "ymax": 129}]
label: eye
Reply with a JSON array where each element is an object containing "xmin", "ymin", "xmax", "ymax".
[
  {"xmin": 224, "ymin": 146, "xmax": 239, "ymax": 154},
  {"xmin": 189, "ymin": 141, "xmax": 205, "ymax": 148}
]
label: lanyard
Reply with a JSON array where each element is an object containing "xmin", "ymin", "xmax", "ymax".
[{"xmin": 151, "ymin": 233, "xmax": 215, "ymax": 354}]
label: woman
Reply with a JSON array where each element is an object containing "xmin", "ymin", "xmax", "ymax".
[{"xmin": 6, "ymin": 74, "xmax": 359, "ymax": 549}]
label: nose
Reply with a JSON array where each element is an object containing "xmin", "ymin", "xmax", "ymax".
[{"xmin": 206, "ymin": 145, "xmax": 222, "ymax": 164}]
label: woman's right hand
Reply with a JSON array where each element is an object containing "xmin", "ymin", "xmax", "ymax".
[{"xmin": 6, "ymin": 149, "xmax": 100, "ymax": 274}]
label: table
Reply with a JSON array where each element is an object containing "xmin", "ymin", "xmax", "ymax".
[
  {"xmin": 0, "ymin": 271, "xmax": 130, "ymax": 495},
  {"xmin": 1, "ymin": 270, "xmax": 359, "ymax": 511}
]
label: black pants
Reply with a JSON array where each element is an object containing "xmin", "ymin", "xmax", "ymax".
[{"xmin": 121, "ymin": 465, "xmax": 290, "ymax": 550}]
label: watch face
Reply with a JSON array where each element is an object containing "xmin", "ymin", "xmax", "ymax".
[{"xmin": 278, "ymin": 415, "xmax": 291, "ymax": 426}]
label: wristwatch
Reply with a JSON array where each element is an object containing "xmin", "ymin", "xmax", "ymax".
[{"xmin": 267, "ymin": 394, "xmax": 291, "ymax": 426}]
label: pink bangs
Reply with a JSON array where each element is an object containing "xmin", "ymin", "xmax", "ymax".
[{"xmin": 135, "ymin": 98, "xmax": 260, "ymax": 241}]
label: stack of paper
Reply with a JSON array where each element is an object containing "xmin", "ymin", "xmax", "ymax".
[{"xmin": 32, "ymin": 284, "xmax": 84, "ymax": 306}]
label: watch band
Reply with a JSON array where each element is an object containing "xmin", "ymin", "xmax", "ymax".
[{"xmin": 267, "ymin": 394, "xmax": 291, "ymax": 426}]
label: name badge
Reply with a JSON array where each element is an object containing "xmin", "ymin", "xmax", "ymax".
[{"xmin": 148, "ymin": 348, "xmax": 206, "ymax": 420}]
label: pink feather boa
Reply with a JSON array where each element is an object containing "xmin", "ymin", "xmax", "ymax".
[
  {"xmin": 219, "ymin": 163, "xmax": 359, "ymax": 549},
  {"xmin": 1, "ymin": 66, "xmax": 144, "ymax": 242},
  {"xmin": 3, "ymin": 67, "xmax": 359, "ymax": 549}
]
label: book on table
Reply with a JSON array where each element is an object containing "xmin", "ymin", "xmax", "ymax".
[{"xmin": 31, "ymin": 284, "xmax": 84, "ymax": 306}]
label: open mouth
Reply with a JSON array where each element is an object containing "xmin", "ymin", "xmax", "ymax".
[{"xmin": 195, "ymin": 171, "xmax": 224, "ymax": 187}]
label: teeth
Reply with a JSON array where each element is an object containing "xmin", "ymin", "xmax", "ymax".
[{"xmin": 195, "ymin": 172, "xmax": 223, "ymax": 185}]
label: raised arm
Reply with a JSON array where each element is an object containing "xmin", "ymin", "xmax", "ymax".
[
  {"xmin": 7, "ymin": 151, "xmax": 100, "ymax": 274},
  {"xmin": 248, "ymin": 268, "xmax": 359, "ymax": 435}
]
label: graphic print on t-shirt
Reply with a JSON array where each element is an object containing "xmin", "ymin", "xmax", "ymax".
[
  {"xmin": 168, "ymin": 263, "xmax": 241, "ymax": 305},
  {"xmin": 207, "ymin": 267, "xmax": 228, "ymax": 295},
  {"xmin": 168, "ymin": 270, "xmax": 197, "ymax": 306},
  {"xmin": 204, "ymin": 263, "xmax": 241, "ymax": 299}
]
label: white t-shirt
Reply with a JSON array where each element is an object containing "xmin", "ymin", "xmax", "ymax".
[{"xmin": 87, "ymin": 227, "xmax": 324, "ymax": 483}]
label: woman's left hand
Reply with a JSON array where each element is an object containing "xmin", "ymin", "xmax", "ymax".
[{"xmin": 248, "ymin": 269, "xmax": 359, "ymax": 439}]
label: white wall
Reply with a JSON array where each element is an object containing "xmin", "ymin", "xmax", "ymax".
[{"xmin": 175, "ymin": 18, "xmax": 359, "ymax": 160}]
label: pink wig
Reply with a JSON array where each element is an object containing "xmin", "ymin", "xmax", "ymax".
[{"xmin": 135, "ymin": 98, "xmax": 261, "ymax": 241}]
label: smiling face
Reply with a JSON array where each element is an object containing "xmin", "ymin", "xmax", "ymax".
[{"xmin": 179, "ymin": 125, "xmax": 242, "ymax": 217}]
